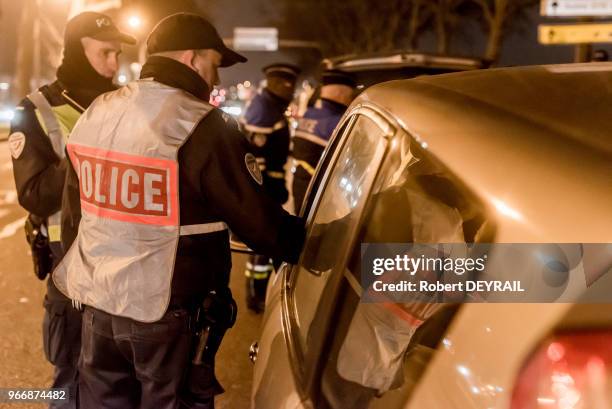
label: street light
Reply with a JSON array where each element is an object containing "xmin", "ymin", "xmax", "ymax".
[{"xmin": 127, "ymin": 15, "xmax": 142, "ymax": 29}]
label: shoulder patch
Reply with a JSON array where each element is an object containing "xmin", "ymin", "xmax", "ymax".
[
  {"xmin": 8, "ymin": 132, "xmax": 26, "ymax": 159},
  {"xmin": 245, "ymin": 153, "xmax": 263, "ymax": 185}
]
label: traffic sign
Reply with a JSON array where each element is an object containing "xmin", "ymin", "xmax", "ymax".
[
  {"xmin": 233, "ymin": 27, "xmax": 278, "ymax": 52},
  {"xmin": 541, "ymin": 0, "xmax": 612, "ymax": 17},
  {"xmin": 539, "ymin": 23, "xmax": 612, "ymax": 44}
]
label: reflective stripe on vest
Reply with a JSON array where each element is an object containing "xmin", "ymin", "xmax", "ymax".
[
  {"xmin": 179, "ymin": 222, "xmax": 227, "ymax": 236},
  {"xmin": 27, "ymin": 91, "xmax": 81, "ymax": 242},
  {"xmin": 266, "ymin": 170, "xmax": 285, "ymax": 179},
  {"xmin": 293, "ymin": 159, "xmax": 316, "ymax": 176},
  {"xmin": 53, "ymin": 80, "xmax": 214, "ymax": 322},
  {"xmin": 293, "ymin": 129, "xmax": 328, "ymax": 147}
]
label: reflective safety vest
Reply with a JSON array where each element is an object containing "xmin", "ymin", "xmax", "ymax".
[
  {"xmin": 27, "ymin": 89, "xmax": 81, "ymax": 242},
  {"xmin": 53, "ymin": 79, "xmax": 225, "ymax": 322}
]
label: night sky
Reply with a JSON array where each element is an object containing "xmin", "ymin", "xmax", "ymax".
[{"xmin": 1, "ymin": 0, "xmax": 611, "ymax": 92}]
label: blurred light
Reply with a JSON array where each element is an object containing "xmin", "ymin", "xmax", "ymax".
[
  {"xmin": 130, "ymin": 62, "xmax": 141, "ymax": 73},
  {"xmin": 244, "ymin": 80, "xmax": 251, "ymax": 88},
  {"xmin": 0, "ymin": 109, "xmax": 15, "ymax": 121},
  {"xmin": 491, "ymin": 198, "xmax": 523, "ymax": 222},
  {"xmin": 220, "ymin": 106, "xmax": 242, "ymax": 116},
  {"xmin": 117, "ymin": 74, "xmax": 128, "ymax": 84},
  {"xmin": 547, "ymin": 342, "xmax": 565, "ymax": 362},
  {"xmin": 0, "ymin": 82, "xmax": 9, "ymax": 90},
  {"xmin": 457, "ymin": 365, "xmax": 471, "ymax": 377},
  {"xmin": 127, "ymin": 15, "xmax": 142, "ymax": 29},
  {"xmin": 537, "ymin": 397, "xmax": 555, "ymax": 405}
]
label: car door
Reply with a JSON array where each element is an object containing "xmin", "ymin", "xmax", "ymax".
[{"xmin": 251, "ymin": 106, "xmax": 395, "ymax": 409}]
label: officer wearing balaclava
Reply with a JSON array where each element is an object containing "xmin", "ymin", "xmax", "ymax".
[{"xmin": 8, "ymin": 12, "xmax": 134, "ymax": 408}]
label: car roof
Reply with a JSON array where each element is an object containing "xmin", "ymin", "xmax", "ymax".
[
  {"xmin": 354, "ymin": 63, "xmax": 612, "ymax": 242},
  {"xmin": 324, "ymin": 51, "xmax": 484, "ymax": 72}
]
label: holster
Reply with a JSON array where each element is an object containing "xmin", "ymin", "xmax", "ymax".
[
  {"xmin": 182, "ymin": 289, "xmax": 237, "ymax": 406},
  {"xmin": 24, "ymin": 214, "xmax": 53, "ymax": 280}
]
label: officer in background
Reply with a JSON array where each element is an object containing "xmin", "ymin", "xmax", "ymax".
[
  {"xmin": 53, "ymin": 13, "xmax": 305, "ymax": 409},
  {"xmin": 8, "ymin": 12, "xmax": 134, "ymax": 408},
  {"xmin": 240, "ymin": 63, "xmax": 300, "ymax": 312},
  {"xmin": 292, "ymin": 69, "xmax": 356, "ymax": 212}
]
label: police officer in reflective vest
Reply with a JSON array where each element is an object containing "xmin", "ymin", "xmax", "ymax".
[
  {"xmin": 240, "ymin": 63, "xmax": 300, "ymax": 312},
  {"xmin": 292, "ymin": 69, "xmax": 356, "ymax": 212},
  {"xmin": 53, "ymin": 13, "xmax": 305, "ymax": 409},
  {"xmin": 9, "ymin": 12, "xmax": 134, "ymax": 408}
]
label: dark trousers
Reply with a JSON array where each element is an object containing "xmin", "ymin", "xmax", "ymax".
[
  {"xmin": 44, "ymin": 278, "xmax": 82, "ymax": 409},
  {"xmin": 78, "ymin": 306, "xmax": 192, "ymax": 409}
]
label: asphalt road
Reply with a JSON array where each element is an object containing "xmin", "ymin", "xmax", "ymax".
[{"xmin": 0, "ymin": 140, "xmax": 263, "ymax": 408}]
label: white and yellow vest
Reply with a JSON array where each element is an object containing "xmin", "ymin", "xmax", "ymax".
[{"xmin": 53, "ymin": 79, "xmax": 226, "ymax": 322}]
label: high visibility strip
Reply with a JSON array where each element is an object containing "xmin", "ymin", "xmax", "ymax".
[
  {"xmin": 48, "ymin": 212, "xmax": 62, "ymax": 242},
  {"xmin": 242, "ymin": 119, "xmax": 287, "ymax": 134},
  {"xmin": 244, "ymin": 270, "xmax": 271, "ymax": 279},
  {"xmin": 294, "ymin": 159, "xmax": 316, "ymax": 176},
  {"xmin": 179, "ymin": 222, "xmax": 228, "ymax": 236},
  {"xmin": 266, "ymin": 170, "xmax": 285, "ymax": 179},
  {"xmin": 28, "ymin": 91, "xmax": 66, "ymax": 158},
  {"xmin": 246, "ymin": 261, "xmax": 274, "ymax": 272},
  {"xmin": 294, "ymin": 130, "xmax": 328, "ymax": 147}
]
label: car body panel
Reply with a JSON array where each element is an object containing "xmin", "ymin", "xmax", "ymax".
[
  {"xmin": 252, "ymin": 63, "xmax": 612, "ymax": 409},
  {"xmin": 251, "ymin": 264, "xmax": 308, "ymax": 409}
]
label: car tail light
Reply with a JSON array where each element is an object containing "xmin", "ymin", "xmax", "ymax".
[{"xmin": 511, "ymin": 331, "xmax": 612, "ymax": 409}]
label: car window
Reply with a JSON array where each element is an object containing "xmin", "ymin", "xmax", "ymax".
[
  {"xmin": 316, "ymin": 133, "xmax": 493, "ymax": 408},
  {"xmin": 288, "ymin": 113, "xmax": 390, "ymax": 381},
  {"xmin": 299, "ymin": 117, "xmax": 354, "ymax": 217}
]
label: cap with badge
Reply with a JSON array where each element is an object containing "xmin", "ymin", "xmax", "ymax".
[
  {"xmin": 65, "ymin": 11, "xmax": 136, "ymax": 45},
  {"xmin": 321, "ymin": 69, "xmax": 357, "ymax": 88},
  {"xmin": 147, "ymin": 13, "xmax": 247, "ymax": 67},
  {"xmin": 262, "ymin": 63, "xmax": 301, "ymax": 82}
]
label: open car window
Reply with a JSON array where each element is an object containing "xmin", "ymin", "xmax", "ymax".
[
  {"xmin": 317, "ymin": 132, "xmax": 494, "ymax": 408},
  {"xmin": 287, "ymin": 112, "xmax": 391, "ymax": 386}
]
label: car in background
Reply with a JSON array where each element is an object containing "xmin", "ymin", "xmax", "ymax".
[
  {"xmin": 250, "ymin": 63, "xmax": 612, "ymax": 409},
  {"xmin": 322, "ymin": 51, "xmax": 485, "ymax": 89}
]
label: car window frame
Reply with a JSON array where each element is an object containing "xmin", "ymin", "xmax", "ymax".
[{"xmin": 280, "ymin": 103, "xmax": 398, "ymax": 402}]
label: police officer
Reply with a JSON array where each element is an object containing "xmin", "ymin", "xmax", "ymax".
[
  {"xmin": 240, "ymin": 63, "xmax": 300, "ymax": 312},
  {"xmin": 52, "ymin": 13, "xmax": 305, "ymax": 409},
  {"xmin": 292, "ymin": 69, "xmax": 356, "ymax": 212},
  {"xmin": 8, "ymin": 12, "xmax": 135, "ymax": 408}
]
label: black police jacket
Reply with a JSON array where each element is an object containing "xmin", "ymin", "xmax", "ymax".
[
  {"xmin": 9, "ymin": 82, "xmax": 83, "ymax": 219},
  {"xmin": 240, "ymin": 88, "xmax": 291, "ymax": 204},
  {"xmin": 61, "ymin": 56, "xmax": 306, "ymax": 298}
]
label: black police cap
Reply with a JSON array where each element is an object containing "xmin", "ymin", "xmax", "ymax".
[
  {"xmin": 262, "ymin": 63, "xmax": 301, "ymax": 81},
  {"xmin": 65, "ymin": 11, "xmax": 136, "ymax": 45},
  {"xmin": 147, "ymin": 13, "xmax": 247, "ymax": 67},
  {"xmin": 321, "ymin": 69, "xmax": 356, "ymax": 88}
]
